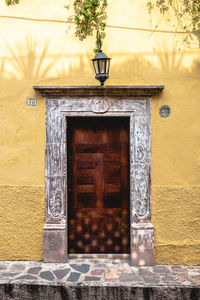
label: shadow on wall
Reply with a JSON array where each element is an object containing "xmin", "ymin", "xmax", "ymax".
[
  {"xmin": 5, "ymin": 36, "xmax": 59, "ymax": 83},
  {"xmin": 191, "ymin": 57, "xmax": 200, "ymax": 76},
  {"xmin": 0, "ymin": 35, "xmax": 200, "ymax": 92},
  {"xmin": 0, "ymin": 36, "xmax": 60, "ymax": 100},
  {"xmin": 54, "ymin": 54, "xmax": 94, "ymax": 85}
]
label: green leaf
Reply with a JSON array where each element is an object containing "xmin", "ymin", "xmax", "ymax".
[{"xmin": 5, "ymin": 0, "xmax": 19, "ymax": 5}]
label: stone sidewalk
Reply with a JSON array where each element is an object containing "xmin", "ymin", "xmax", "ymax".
[
  {"xmin": 0, "ymin": 259, "xmax": 200, "ymax": 299},
  {"xmin": 0, "ymin": 259, "xmax": 200, "ymax": 285}
]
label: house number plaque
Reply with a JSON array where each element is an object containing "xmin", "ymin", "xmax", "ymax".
[{"xmin": 26, "ymin": 98, "xmax": 37, "ymax": 106}]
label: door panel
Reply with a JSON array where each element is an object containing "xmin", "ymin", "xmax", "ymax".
[{"xmin": 68, "ymin": 117, "xmax": 130, "ymax": 254}]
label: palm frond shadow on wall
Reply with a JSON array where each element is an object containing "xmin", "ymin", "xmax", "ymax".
[
  {"xmin": 5, "ymin": 36, "xmax": 59, "ymax": 84},
  {"xmin": 0, "ymin": 37, "xmax": 199, "ymax": 89}
]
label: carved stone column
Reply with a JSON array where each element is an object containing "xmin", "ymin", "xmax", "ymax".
[
  {"xmin": 33, "ymin": 85, "xmax": 164, "ymax": 264},
  {"xmin": 43, "ymin": 100, "xmax": 67, "ymax": 262},
  {"xmin": 130, "ymin": 113, "xmax": 155, "ymax": 266}
]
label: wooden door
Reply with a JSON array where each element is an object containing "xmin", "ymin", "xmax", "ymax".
[{"xmin": 68, "ymin": 117, "xmax": 130, "ymax": 254}]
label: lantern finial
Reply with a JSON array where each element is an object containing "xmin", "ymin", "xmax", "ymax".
[{"xmin": 97, "ymin": 30, "xmax": 102, "ymax": 51}]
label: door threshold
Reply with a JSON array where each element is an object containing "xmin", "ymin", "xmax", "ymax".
[{"xmin": 68, "ymin": 254, "xmax": 130, "ymax": 259}]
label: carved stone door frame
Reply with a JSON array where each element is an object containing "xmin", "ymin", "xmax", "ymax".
[{"xmin": 33, "ymin": 86, "xmax": 164, "ymax": 265}]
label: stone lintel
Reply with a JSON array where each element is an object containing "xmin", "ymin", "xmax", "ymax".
[
  {"xmin": 131, "ymin": 222, "xmax": 154, "ymax": 266},
  {"xmin": 43, "ymin": 224, "xmax": 67, "ymax": 263},
  {"xmin": 33, "ymin": 85, "xmax": 164, "ymax": 98}
]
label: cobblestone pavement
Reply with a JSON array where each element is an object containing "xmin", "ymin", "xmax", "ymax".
[{"xmin": 0, "ymin": 260, "xmax": 200, "ymax": 287}]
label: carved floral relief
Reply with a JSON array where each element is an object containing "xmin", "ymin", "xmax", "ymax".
[
  {"xmin": 46, "ymin": 97, "xmax": 151, "ymax": 223},
  {"xmin": 90, "ymin": 99, "xmax": 109, "ymax": 113}
]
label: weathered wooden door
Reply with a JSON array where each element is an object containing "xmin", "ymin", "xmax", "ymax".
[{"xmin": 68, "ymin": 117, "xmax": 130, "ymax": 254}]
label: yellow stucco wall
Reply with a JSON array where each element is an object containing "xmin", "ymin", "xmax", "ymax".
[{"xmin": 0, "ymin": 0, "xmax": 199, "ymax": 263}]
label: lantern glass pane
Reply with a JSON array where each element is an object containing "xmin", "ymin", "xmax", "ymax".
[
  {"xmin": 93, "ymin": 60, "xmax": 98, "ymax": 74},
  {"xmin": 106, "ymin": 60, "xmax": 110, "ymax": 73},
  {"xmin": 99, "ymin": 59, "xmax": 106, "ymax": 73}
]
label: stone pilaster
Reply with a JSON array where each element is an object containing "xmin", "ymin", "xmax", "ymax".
[
  {"xmin": 43, "ymin": 223, "xmax": 67, "ymax": 263},
  {"xmin": 131, "ymin": 222, "xmax": 154, "ymax": 266}
]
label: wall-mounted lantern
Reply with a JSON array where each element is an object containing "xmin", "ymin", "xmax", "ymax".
[{"xmin": 92, "ymin": 31, "xmax": 111, "ymax": 86}]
